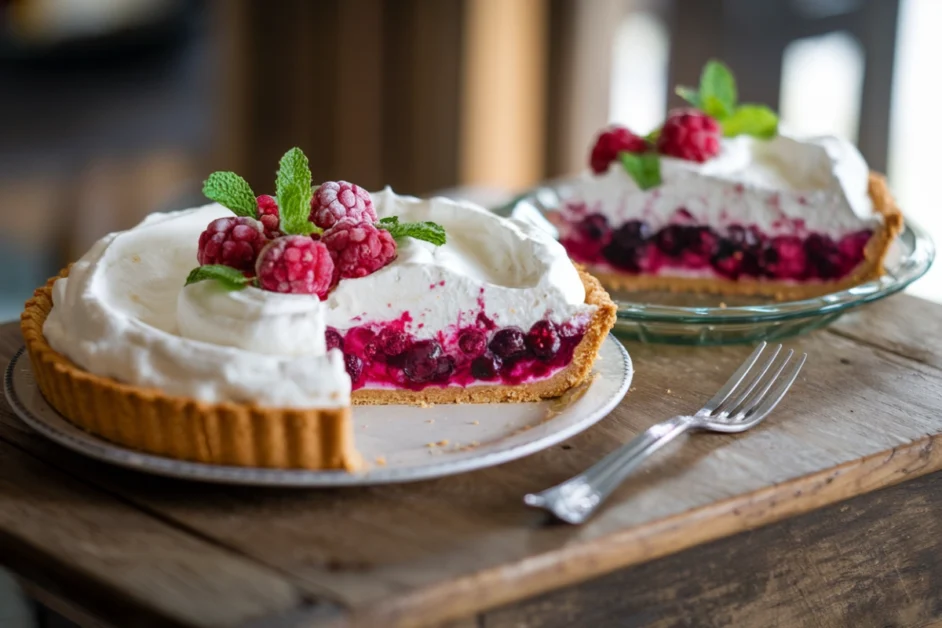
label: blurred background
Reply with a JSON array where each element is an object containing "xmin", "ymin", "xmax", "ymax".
[{"xmin": 0, "ymin": 0, "xmax": 939, "ymax": 327}]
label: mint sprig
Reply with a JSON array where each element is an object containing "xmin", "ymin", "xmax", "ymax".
[
  {"xmin": 619, "ymin": 152, "xmax": 661, "ymax": 190},
  {"xmin": 675, "ymin": 59, "xmax": 778, "ymax": 139},
  {"xmin": 276, "ymin": 147, "xmax": 319, "ymax": 236},
  {"xmin": 185, "ymin": 265, "xmax": 252, "ymax": 290},
  {"xmin": 202, "ymin": 172, "xmax": 257, "ymax": 218},
  {"xmin": 378, "ymin": 216, "xmax": 446, "ymax": 246}
]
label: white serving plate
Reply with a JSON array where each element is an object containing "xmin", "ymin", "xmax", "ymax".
[{"xmin": 4, "ymin": 335, "xmax": 632, "ymax": 487}]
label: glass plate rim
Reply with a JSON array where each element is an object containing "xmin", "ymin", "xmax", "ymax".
[{"xmin": 494, "ymin": 181, "xmax": 935, "ymax": 325}]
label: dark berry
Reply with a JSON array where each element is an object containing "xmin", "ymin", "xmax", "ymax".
[
  {"xmin": 804, "ymin": 233, "xmax": 841, "ymax": 279},
  {"xmin": 325, "ymin": 327, "xmax": 344, "ymax": 352},
  {"xmin": 765, "ymin": 236, "xmax": 807, "ymax": 279},
  {"xmin": 488, "ymin": 327, "xmax": 527, "ymax": 360},
  {"xmin": 471, "ymin": 353, "xmax": 502, "ymax": 380},
  {"xmin": 526, "ymin": 320, "xmax": 561, "ymax": 361},
  {"xmin": 402, "ymin": 339, "xmax": 444, "ymax": 383},
  {"xmin": 457, "ymin": 329, "xmax": 487, "ymax": 356},
  {"xmin": 344, "ymin": 353, "xmax": 363, "ymax": 383},
  {"xmin": 434, "ymin": 355, "xmax": 456, "ymax": 381},
  {"xmin": 577, "ymin": 214, "xmax": 610, "ymax": 242},
  {"xmin": 601, "ymin": 220, "xmax": 650, "ymax": 272}
]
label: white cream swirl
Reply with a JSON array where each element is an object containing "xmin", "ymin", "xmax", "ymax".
[{"xmin": 43, "ymin": 191, "xmax": 594, "ymax": 407}]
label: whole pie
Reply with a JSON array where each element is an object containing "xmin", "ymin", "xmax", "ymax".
[
  {"xmin": 555, "ymin": 61, "xmax": 903, "ymax": 299},
  {"xmin": 21, "ymin": 149, "xmax": 616, "ymax": 471}
]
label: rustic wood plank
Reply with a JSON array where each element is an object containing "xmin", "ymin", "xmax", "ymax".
[
  {"xmin": 0, "ymin": 438, "xmax": 319, "ymax": 628},
  {"xmin": 484, "ymin": 469, "xmax": 942, "ymax": 628},
  {"xmin": 829, "ymin": 293, "xmax": 942, "ymax": 370},
  {"xmin": 5, "ymin": 291, "xmax": 942, "ymax": 628}
]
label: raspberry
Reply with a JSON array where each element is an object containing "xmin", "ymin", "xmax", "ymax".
[
  {"xmin": 344, "ymin": 353, "xmax": 363, "ymax": 383},
  {"xmin": 256, "ymin": 195, "xmax": 282, "ymax": 239},
  {"xmin": 656, "ymin": 109, "xmax": 721, "ymax": 163},
  {"xmin": 310, "ymin": 181, "xmax": 377, "ymax": 230},
  {"xmin": 589, "ymin": 126, "xmax": 648, "ymax": 174},
  {"xmin": 366, "ymin": 327, "xmax": 410, "ymax": 362},
  {"xmin": 325, "ymin": 327, "xmax": 344, "ymax": 352},
  {"xmin": 197, "ymin": 216, "xmax": 267, "ymax": 274},
  {"xmin": 322, "ymin": 220, "xmax": 397, "ymax": 279},
  {"xmin": 255, "ymin": 235, "xmax": 335, "ymax": 297}
]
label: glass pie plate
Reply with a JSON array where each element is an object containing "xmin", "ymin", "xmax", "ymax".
[{"xmin": 493, "ymin": 181, "xmax": 935, "ymax": 345}]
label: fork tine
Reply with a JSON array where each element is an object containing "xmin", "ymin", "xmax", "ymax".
[
  {"xmin": 727, "ymin": 349, "xmax": 794, "ymax": 419},
  {"xmin": 741, "ymin": 353, "xmax": 807, "ymax": 423},
  {"xmin": 714, "ymin": 344, "xmax": 783, "ymax": 416},
  {"xmin": 700, "ymin": 342, "xmax": 767, "ymax": 413}
]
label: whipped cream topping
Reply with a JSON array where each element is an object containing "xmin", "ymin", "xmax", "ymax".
[
  {"xmin": 44, "ymin": 191, "xmax": 593, "ymax": 407},
  {"xmin": 567, "ymin": 134, "xmax": 877, "ymax": 237}
]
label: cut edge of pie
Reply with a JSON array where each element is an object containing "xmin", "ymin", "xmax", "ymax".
[
  {"xmin": 20, "ymin": 267, "xmax": 616, "ymax": 470},
  {"xmin": 583, "ymin": 173, "xmax": 904, "ymax": 301}
]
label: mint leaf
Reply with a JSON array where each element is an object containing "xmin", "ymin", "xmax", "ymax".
[
  {"xmin": 202, "ymin": 172, "xmax": 256, "ymax": 217},
  {"xmin": 276, "ymin": 147, "xmax": 318, "ymax": 236},
  {"xmin": 699, "ymin": 59, "xmax": 737, "ymax": 118},
  {"xmin": 619, "ymin": 152, "xmax": 661, "ymax": 190},
  {"xmin": 722, "ymin": 104, "xmax": 778, "ymax": 139},
  {"xmin": 675, "ymin": 85, "xmax": 701, "ymax": 109},
  {"xmin": 645, "ymin": 127, "xmax": 661, "ymax": 144},
  {"xmin": 379, "ymin": 217, "xmax": 446, "ymax": 246},
  {"xmin": 185, "ymin": 265, "xmax": 252, "ymax": 290}
]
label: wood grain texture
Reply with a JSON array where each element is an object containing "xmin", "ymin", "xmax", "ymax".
[
  {"xmin": 483, "ymin": 469, "xmax": 942, "ymax": 628},
  {"xmin": 0, "ymin": 438, "xmax": 314, "ymax": 628},
  {"xmin": 4, "ymin": 286, "xmax": 942, "ymax": 628}
]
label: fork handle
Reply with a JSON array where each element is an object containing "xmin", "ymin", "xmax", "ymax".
[{"xmin": 526, "ymin": 416, "xmax": 694, "ymax": 524}]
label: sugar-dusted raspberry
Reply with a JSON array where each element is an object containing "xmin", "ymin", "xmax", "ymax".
[
  {"xmin": 256, "ymin": 195, "xmax": 282, "ymax": 239},
  {"xmin": 321, "ymin": 220, "xmax": 397, "ymax": 279},
  {"xmin": 255, "ymin": 235, "xmax": 335, "ymax": 297},
  {"xmin": 656, "ymin": 109, "xmax": 721, "ymax": 163},
  {"xmin": 590, "ymin": 126, "xmax": 648, "ymax": 174},
  {"xmin": 197, "ymin": 216, "xmax": 267, "ymax": 274},
  {"xmin": 310, "ymin": 181, "xmax": 377, "ymax": 230}
]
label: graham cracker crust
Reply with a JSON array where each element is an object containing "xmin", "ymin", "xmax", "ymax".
[{"xmin": 587, "ymin": 172, "xmax": 904, "ymax": 301}]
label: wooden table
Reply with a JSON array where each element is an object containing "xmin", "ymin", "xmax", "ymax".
[{"xmin": 3, "ymin": 293, "xmax": 942, "ymax": 628}]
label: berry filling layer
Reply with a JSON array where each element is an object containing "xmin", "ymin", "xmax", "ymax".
[
  {"xmin": 331, "ymin": 316, "xmax": 587, "ymax": 391},
  {"xmin": 560, "ymin": 210, "xmax": 872, "ymax": 282}
]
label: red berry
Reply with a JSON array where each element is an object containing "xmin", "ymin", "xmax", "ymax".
[
  {"xmin": 656, "ymin": 109, "xmax": 721, "ymax": 163},
  {"xmin": 325, "ymin": 327, "xmax": 344, "ymax": 352},
  {"xmin": 526, "ymin": 320, "xmax": 561, "ymax": 361},
  {"xmin": 255, "ymin": 235, "xmax": 335, "ymax": 297},
  {"xmin": 488, "ymin": 327, "xmax": 527, "ymax": 360},
  {"xmin": 256, "ymin": 195, "xmax": 282, "ymax": 239},
  {"xmin": 471, "ymin": 353, "xmax": 502, "ymax": 380},
  {"xmin": 457, "ymin": 329, "xmax": 487, "ymax": 356},
  {"xmin": 197, "ymin": 216, "xmax": 267, "ymax": 274},
  {"xmin": 589, "ymin": 126, "xmax": 648, "ymax": 174},
  {"xmin": 310, "ymin": 181, "xmax": 377, "ymax": 230},
  {"xmin": 344, "ymin": 353, "xmax": 363, "ymax": 383},
  {"xmin": 322, "ymin": 220, "xmax": 397, "ymax": 279}
]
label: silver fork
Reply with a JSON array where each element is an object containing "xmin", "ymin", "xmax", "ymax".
[{"xmin": 524, "ymin": 342, "xmax": 806, "ymax": 524}]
